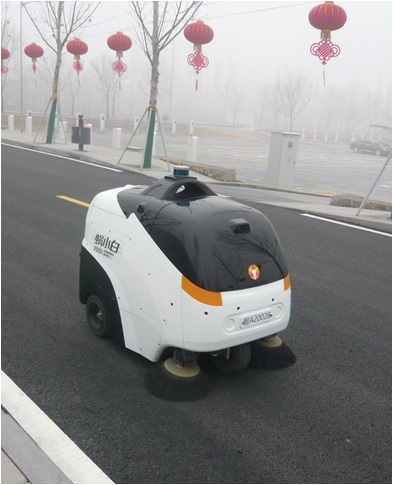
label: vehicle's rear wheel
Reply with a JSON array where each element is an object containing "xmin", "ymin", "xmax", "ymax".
[
  {"xmin": 210, "ymin": 343, "xmax": 251, "ymax": 373},
  {"xmin": 86, "ymin": 295, "xmax": 109, "ymax": 337}
]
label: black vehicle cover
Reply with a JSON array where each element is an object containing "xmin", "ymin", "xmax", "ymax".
[{"xmin": 117, "ymin": 177, "xmax": 288, "ymax": 292}]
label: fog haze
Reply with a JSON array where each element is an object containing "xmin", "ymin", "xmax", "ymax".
[{"xmin": 2, "ymin": 1, "xmax": 392, "ymax": 134}]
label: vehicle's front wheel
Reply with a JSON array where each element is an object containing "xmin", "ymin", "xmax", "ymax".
[
  {"xmin": 375, "ymin": 149, "xmax": 381, "ymax": 156},
  {"xmin": 86, "ymin": 295, "xmax": 109, "ymax": 337},
  {"xmin": 210, "ymin": 343, "xmax": 251, "ymax": 373}
]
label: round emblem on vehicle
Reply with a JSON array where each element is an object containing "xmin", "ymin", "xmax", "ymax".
[{"xmin": 248, "ymin": 264, "xmax": 260, "ymax": 280}]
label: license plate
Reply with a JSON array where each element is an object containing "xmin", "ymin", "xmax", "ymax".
[{"xmin": 240, "ymin": 309, "xmax": 273, "ymax": 328}]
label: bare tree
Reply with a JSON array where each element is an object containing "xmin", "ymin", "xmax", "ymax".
[
  {"xmin": 338, "ymin": 81, "xmax": 364, "ymax": 134},
  {"xmin": 254, "ymin": 83, "xmax": 272, "ymax": 130},
  {"xmin": 318, "ymin": 85, "xmax": 341, "ymax": 131},
  {"xmin": 129, "ymin": 1, "xmax": 203, "ymax": 168},
  {"xmin": 270, "ymin": 72, "xmax": 317, "ymax": 131},
  {"xmin": 90, "ymin": 54, "xmax": 122, "ymax": 119},
  {"xmin": 364, "ymin": 89, "xmax": 386, "ymax": 134},
  {"xmin": 1, "ymin": 2, "xmax": 18, "ymax": 112},
  {"xmin": 62, "ymin": 65, "xmax": 88, "ymax": 116},
  {"xmin": 226, "ymin": 81, "xmax": 243, "ymax": 125},
  {"xmin": 24, "ymin": 1, "xmax": 100, "ymax": 143}
]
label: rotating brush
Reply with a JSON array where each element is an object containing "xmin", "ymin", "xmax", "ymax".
[
  {"xmin": 144, "ymin": 357, "xmax": 213, "ymax": 401},
  {"xmin": 249, "ymin": 336, "xmax": 296, "ymax": 370}
]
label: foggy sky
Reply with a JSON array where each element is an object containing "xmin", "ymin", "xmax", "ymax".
[{"xmin": 2, "ymin": 1, "xmax": 392, "ymax": 128}]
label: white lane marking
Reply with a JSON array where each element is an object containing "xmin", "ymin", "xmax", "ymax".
[
  {"xmin": 1, "ymin": 371, "xmax": 114, "ymax": 484},
  {"xmin": 301, "ymin": 213, "xmax": 392, "ymax": 237},
  {"xmin": 2, "ymin": 143, "xmax": 123, "ymax": 172}
]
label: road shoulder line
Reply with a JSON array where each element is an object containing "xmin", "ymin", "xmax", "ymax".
[
  {"xmin": 1, "ymin": 371, "xmax": 114, "ymax": 484},
  {"xmin": 301, "ymin": 213, "xmax": 392, "ymax": 237}
]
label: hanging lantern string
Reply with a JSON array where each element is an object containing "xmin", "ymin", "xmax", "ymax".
[
  {"xmin": 1, "ymin": 46, "xmax": 10, "ymax": 75},
  {"xmin": 66, "ymin": 38, "xmax": 88, "ymax": 85},
  {"xmin": 184, "ymin": 21, "xmax": 214, "ymax": 91},
  {"xmin": 107, "ymin": 32, "xmax": 132, "ymax": 90},
  {"xmin": 308, "ymin": 1, "xmax": 347, "ymax": 85},
  {"xmin": 24, "ymin": 43, "xmax": 44, "ymax": 75}
]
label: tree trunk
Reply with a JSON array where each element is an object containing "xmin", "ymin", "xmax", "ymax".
[
  {"xmin": 46, "ymin": 2, "xmax": 63, "ymax": 144},
  {"xmin": 142, "ymin": 1, "xmax": 160, "ymax": 169}
]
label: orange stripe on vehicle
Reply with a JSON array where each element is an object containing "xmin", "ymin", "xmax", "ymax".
[
  {"xmin": 284, "ymin": 274, "xmax": 291, "ymax": 291},
  {"xmin": 181, "ymin": 276, "xmax": 223, "ymax": 306}
]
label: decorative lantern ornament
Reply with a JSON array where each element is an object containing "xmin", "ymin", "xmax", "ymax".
[
  {"xmin": 1, "ymin": 47, "xmax": 10, "ymax": 75},
  {"xmin": 309, "ymin": 1, "xmax": 347, "ymax": 82},
  {"xmin": 107, "ymin": 32, "xmax": 132, "ymax": 82},
  {"xmin": 24, "ymin": 43, "xmax": 44, "ymax": 74},
  {"xmin": 66, "ymin": 38, "xmax": 88, "ymax": 78},
  {"xmin": 184, "ymin": 20, "xmax": 214, "ymax": 90}
]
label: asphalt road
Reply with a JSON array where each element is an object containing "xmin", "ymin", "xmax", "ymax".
[{"xmin": 2, "ymin": 144, "xmax": 392, "ymax": 484}]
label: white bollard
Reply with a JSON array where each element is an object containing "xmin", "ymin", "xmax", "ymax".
[
  {"xmin": 134, "ymin": 116, "xmax": 139, "ymax": 133},
  {"xmin": 189, "ymin": 120, "xmax": 194, "ymax": 136},
  {"xmin": 8, "ymin": 114, "xmax": 14, "ymax": 132},
  {"xmin": 324, "ymin": 130, "xmax": 329, "ymax": 142},
  {"xmin": 59, "ymin": 121, "xmax": 67, "ymax": 141},
  {"xmin": 112, "ymin": 127, "xmax": 121, "ymax": 149},
  {"xmin": 302, "ymin": 128, "xmax": 306, "ymax": 140},
  {"xmin": 313, "ymin": 129, "xmax": 318, "ymax": 141},
  {"xmin": 171, "ymin": 119, "xmax": 177, "ymax": 136},
  {"xmin": 186, "ymin": 136, "xmax": 198, "ymax": 162},
  {"xmin": 99, "ymin": 114, "xmax": 105, "ymax": 132},
  {"xmin": 86, "ymin": 123, "xmax": 92, "ymax": 144},
  {"xmin": 335, "ymin": 131, "xmax": 339, "ymax": 142},
  {"xmin": 25, "ymin": 116, "xmax": 32, "ymax": 135}
]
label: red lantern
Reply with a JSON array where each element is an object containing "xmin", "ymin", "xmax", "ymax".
[
  {"xmin": 2, "ymin": 46, "xmax": 10, "ymax": 75},
  {"xmin": 107, "ymin": 32, "xmax": 132, "ymax": 78},
  {"xmin": 66, "ymin": 38, "xmax": 88, "ymax": 76},
  {"xmin": 24, "ymin": 43, "xmax": 44, "ymax": 74},
  {"xmin": 309, "ymin": 1, "xmax": 347, "ymax": 66},
  {"xmin": 184, "ymin": 21, "xmax": 214, "ymax": 90}
]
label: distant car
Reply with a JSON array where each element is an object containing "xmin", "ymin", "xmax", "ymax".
[
  {"xmin": 350, "ymin": 139, "xmax": 391, "ymax": 156},
  {"xmin": 380, "ymin": 141, "xmax": 392, "ymax": 152}
]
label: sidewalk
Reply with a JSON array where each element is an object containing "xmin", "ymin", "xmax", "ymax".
[{"xmin": 1, "ymin": 129, "xmax": 391, "ymax": 484}]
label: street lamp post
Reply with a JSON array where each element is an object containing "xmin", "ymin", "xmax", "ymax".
[
  {"xmin": 20, "ymin": 1, "xmax": 24, "ymax": 133},
  {"xmin": 19, "ymin": 1, "xmax": 34, "ymax": 133}
]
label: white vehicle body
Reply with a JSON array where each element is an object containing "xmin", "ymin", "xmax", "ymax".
[{"xmin": 79, "ymin": 178, "xmax": 291, "ymax": 362}]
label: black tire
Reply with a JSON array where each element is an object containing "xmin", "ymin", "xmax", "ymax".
[
  {"xmin": 86, "ymin": 295, "xmax": 109, "ymax": 337},
  {"xmin": 211, "ymin": 343, "xmax": 251, "ymax": 374}
]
